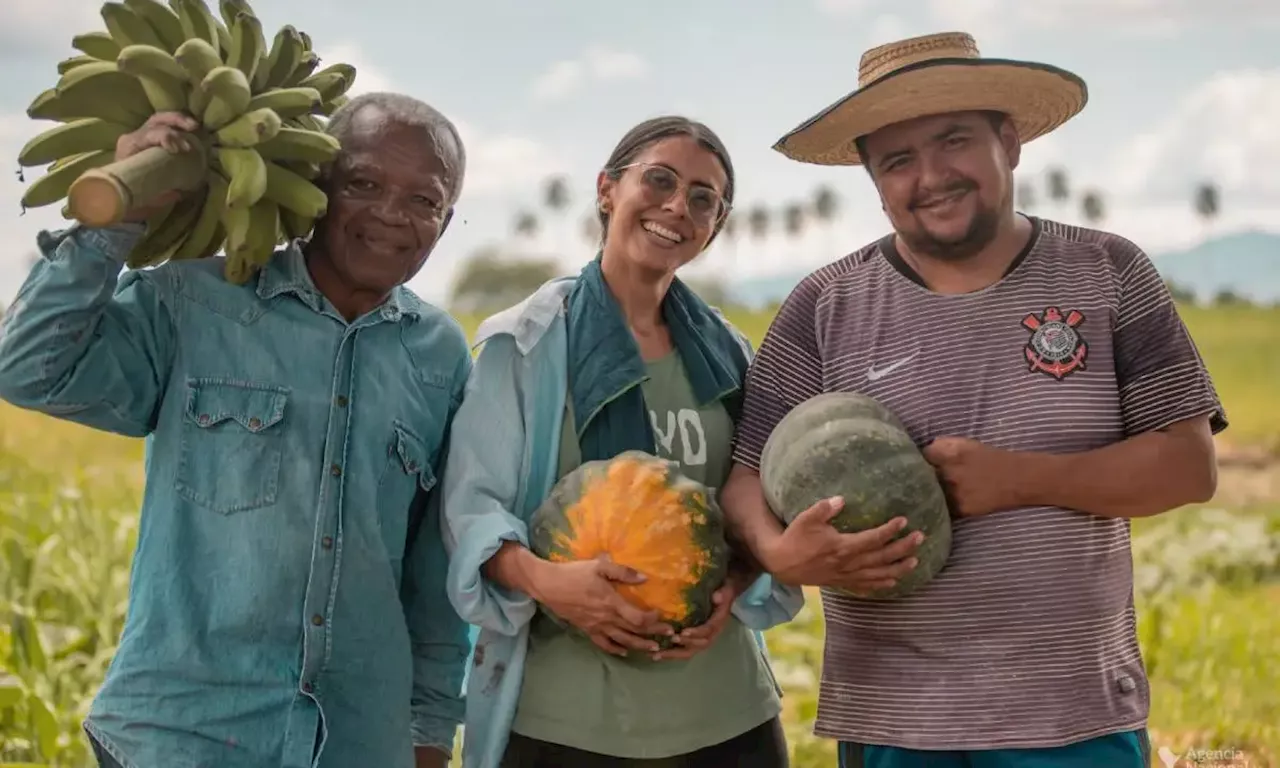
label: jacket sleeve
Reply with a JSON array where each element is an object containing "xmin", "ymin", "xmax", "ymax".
[
  {"xmin": 401, "ymin": 353, "xmax": 474, "ymax": 753},
  {"xmin": 438, "ymin": 333, "xmax": 538, "ymax": 636},
  {"xmin": 0, "ymin": 224, "xmax": 176, "ymax": 437},
  {"xmin": 721, "ymin": 321, "xmax": 807, "ymax": 630}
]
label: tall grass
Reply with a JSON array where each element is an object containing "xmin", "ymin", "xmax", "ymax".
[{"xmin": 2, "ymin": 304, "xmax": 1277, "ymax": 767}]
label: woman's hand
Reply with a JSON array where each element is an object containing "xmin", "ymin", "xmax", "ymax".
[
  {"xmin": 653, "ymin": 563, "xmax": 754, "ymax": 661},
  {"xmin": 531, "ymin": 555, "xmax": 672, "ymax": 656}
]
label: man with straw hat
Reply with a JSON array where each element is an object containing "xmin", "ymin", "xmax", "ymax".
[{"xmin": 721, "ymin": 32, "xmax": 1227, "ymax": 768}]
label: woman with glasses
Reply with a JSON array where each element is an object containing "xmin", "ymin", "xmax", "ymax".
[{"xmin": 439, "ymin": 116, "xmax": 802, "ymax": 768}]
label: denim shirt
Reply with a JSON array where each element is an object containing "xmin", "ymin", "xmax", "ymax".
[
  {"xmin": 0, "ymin": 224, "xmax": 473, "ymax": 768},
  {"xmin": 438, "ymin": 276, "xmax": 805, "ymax": 768}
]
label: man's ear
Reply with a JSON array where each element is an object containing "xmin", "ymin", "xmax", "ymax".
[
  {"xmin": 998, "ymin": 117, "xmax": 1022, "ymax": 171},
  {"xmin": 440, "ymin": 206, "xmax": 454, "ymax": 237}
]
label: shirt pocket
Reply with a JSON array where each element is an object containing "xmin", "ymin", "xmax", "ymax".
[
  {"xmin": 375, "ymin": 420, "xmax": 438, "ymax": 559},
  {"xmin": 177, "ymin": 378, "xmax": 289, "ymax": 515}
]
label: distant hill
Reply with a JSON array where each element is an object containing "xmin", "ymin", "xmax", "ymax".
[{"xmin": 726, "ymin": 229, "xmax": 1280, "ymax": 309}]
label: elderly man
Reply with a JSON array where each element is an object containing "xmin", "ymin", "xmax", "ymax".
[
  {"xmin": 721, "ymin": 32, "xmax": 1226, "ymax": 768},
  {"xmin": 0, "ymin": 92, "xmax": 473, "ymax": 768}
]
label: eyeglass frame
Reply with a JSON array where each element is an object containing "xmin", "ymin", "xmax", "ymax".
[{"xmin": 608, "ymin": 161, "xmax": 733, "ymax": 226}]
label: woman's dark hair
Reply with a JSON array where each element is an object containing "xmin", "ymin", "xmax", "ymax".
[{"xmin": 597, "ymin": 115, "xmax": 735, "ymax": 247}]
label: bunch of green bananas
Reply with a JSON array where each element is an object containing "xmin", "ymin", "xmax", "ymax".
[{"xmin": 15, "ymin": 0, "xmax": 357, "ymax": 284}]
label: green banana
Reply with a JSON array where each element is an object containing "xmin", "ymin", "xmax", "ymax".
[
  {"xmin": 173, "ymin": 0, "xmax": 218, "ymax": 48},
  {"xmin": 115, "ymin": 45, "xmax": 189, "ymax": 112},
  {"xmin": 259, "ymin": 26, "xmax": 303, "ymax": 91},
  {"xmin": 281, "ymin": 51, "xmax": 319, "ymax": 87},
  {"xmin": 217, "ymin": 147, "xmax": 267, "ymax": 208},
  {"xmin": 226, "ymin": 11, "xmax": 266, "ymax": 86},
  {"xmin": 117, "ymin": 43, "xmax": 188, "ymax": 83},
  {"xmin": 254, "ymin": 127, "xmax": 340, "ymax": 163},
  {"xmin": 279, "ymin": 206, "xmax": 315, "ymax": 241},
  {"xmin": 218, "ymin": 0, "xmax": 256, "ymax": 29},
  {"xmin": 214, "ymin": 107, "xmax": 281, "ymax": 148},
  {"xmin": 280, "ymin": 160, "xmax": 321, "ymax": 180},
  {"xmin": 174, "ymin": 37, "xmax": 222, "ymax": 84},
  {"xmin": 101, "ymin": 2, "xmax": 166, "ymax": 50},
  {"xmin": 171, "ymin": 174, "xmax": 229, "ymax": 260},
  {"xmin": 72, "ymin": 31, "xmax": 123, "ymax": 60},
  {"xmin": 57, "ymin": 56, "xmax": 101, "ymax": 75},
  {"xmin": 299, "ymin": 65, "xmax": 355, "ymax": 103},
  {"xmin": 123, "ymin": 0, "xmax": 187, "ymax": 53},
  {"xmin": 200, "ymin": 65, "xmax": 252, "ymax": 130},
  {"xmin": 244, "ymin": 199, "xmax": 282, "ymax": 266},
  {"xmin": 297, "ymin": 30, "xmax": 312, "ymax": 51},
  {"xmin": 55, "ymin": 60, "xmax": 121, "ymax": 91},
  {"xmin": 45, "ymin": 71, "xmax": 152, "ymax": 127},
  {"xmin": 317, "ymin": 93, "xmax": 348, "ymax": 116},
  {"xmin": 127, "ymin": 193, "xmax": 206, "ymax": 268},
  {"xmin": 18, "ymin": 118, "xmax": 133, "ymax": 167},
  {"xmin": 20, "ymin": 149, "xmax": 116, "ymax": 209},
  {"xmin": 245, "ymin": 86, "xmax": 320, "ymax": 120},
  {"xmin": 263, "ymin": 160, "xmax": 327, "ymax": 219}
]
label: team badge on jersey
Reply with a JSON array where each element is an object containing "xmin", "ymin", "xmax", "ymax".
[{"xmin": 1021, "ymin": 306, "xmax": 1087, "ymax": 380}]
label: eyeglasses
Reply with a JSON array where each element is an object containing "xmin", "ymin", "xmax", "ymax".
[{"xmin": 615, "ymin": 162, "xmax": 730, "ymax": 225}]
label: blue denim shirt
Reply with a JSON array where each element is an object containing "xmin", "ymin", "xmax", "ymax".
[
  {"xmin": 0, "ymin": 224, "xmax": 473, "ymax": 768},
  {"xmin": 439, "ymin": 277, "xmax": 805, "ymax": 768}
]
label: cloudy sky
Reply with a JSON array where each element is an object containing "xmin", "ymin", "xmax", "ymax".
[{"xmin": 1, "ymin": 0, "xmax": 1277, "ymax": 306}]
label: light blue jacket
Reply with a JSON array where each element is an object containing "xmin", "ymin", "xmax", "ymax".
[
  {"xmin": 0, "ymin": 224, "xmax": 472, "ymax": 768},
  {"xmin": 439, "ymin": 276, "xmax": 805, "ymax": 768}
]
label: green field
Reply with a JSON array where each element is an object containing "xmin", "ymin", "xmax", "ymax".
[{"xmin": 2, "ymin": 304, "xmax": 1277, "ymax": 767}]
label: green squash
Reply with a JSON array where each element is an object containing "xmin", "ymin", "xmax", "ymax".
[{"xmin": 758, "ymin": 392, "xmax": 952, "ymax": 598}]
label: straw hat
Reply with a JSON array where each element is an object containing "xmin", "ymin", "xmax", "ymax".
[{"xmin": 772, "ymin": 31, "xmax": 1088, "ymax": 166}]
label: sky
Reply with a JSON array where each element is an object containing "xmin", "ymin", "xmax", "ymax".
[{"xmin": 1, "ymin": 0, "xmax": 1278, "ymax": 307}]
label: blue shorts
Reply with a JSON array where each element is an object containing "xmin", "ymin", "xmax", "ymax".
[{"xmin": 838, "ymin": 729, "xmax": 1150, "ymax": 768}]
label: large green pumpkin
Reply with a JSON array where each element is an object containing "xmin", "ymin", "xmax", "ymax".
[
  {"xmin": 528, "ymin": 450, "xmax": 731, "ymax": 647},
  {"xmin": 758, "ymin": 392, "xmax": 952, "ymax": 599}
]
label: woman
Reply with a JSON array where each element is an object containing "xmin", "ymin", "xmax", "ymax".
[{"xmin": 439, "ymin": 116, "xmax": 803, "ymax": 767}]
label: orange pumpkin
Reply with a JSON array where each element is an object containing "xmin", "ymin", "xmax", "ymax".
[{"xmin": 528, "ymin": 450, "xmax": 730, "ymax": 644}]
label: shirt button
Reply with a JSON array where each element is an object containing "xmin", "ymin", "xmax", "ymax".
[
  {"xmin": 248, "ymin": 417, "xmax": 262, "ymax": 429},
  {"xmin": 335, "ymin": 395, "xmax": 348, "ymax": 407},
  {"xmin": 302, "ymin": 682, "xmax": 314, "ymax": 693},
  {"xmin": 311, "ymin": 614, "xmax": 323, "ymax": 627},
  {"xmin": 322, "ymin": 535, "xmax": 333, "ymax": 549},
  {"xmin": 198, "ymin": 414, "xmax": 210, "ymax": 425},
  {"xmin": 330, "ymin": 463, "xmax": 341, "ymax": 477}
]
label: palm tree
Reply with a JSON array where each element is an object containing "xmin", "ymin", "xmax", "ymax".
[
  {"xmin": 1046, "ymin": 167, "xmax": 1070, "ymax": 220},
  {"xmin": 811, "ymin": 184, "xmax": 839, "ymax": 257},
  {"xmin": 1080, "ymin": 190, "xmax": 1105, "ymax": 225},
  {"xmin": 542, "ymin": 175, "xmax": 571, "ymax": 258},
  {"xmin": 1016, "ymin": 182, "xmax": 1036, "ymax": 212},
  {"xmin": 783, "ymin": 202, "xmax": 806, "ymax": 263},
  {"xmin": 1194, "ymin": 182, "xmax": 1220, "ymax": 234},
  {"xmin": 747, "ymin": 205, "xmax": 770, "ymax": 267},
  {"xmin": 513, "ymin": 210, "xmax": 539, "ymax": 254}
]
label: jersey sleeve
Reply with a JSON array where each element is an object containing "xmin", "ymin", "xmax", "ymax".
[
  {"xmin": 731, "ymin": 274, "xmax": 827, "ymax": 470},
  {"xmin": 1110, "ymin": 241, "xmax": 1227, "ymax": 436}
]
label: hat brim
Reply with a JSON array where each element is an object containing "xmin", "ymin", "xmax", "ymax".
[{"xmin": 772, "ymin": 58, "xmax": 1088, "ymax": 166}]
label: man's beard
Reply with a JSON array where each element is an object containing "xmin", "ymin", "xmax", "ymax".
[{"xmin": 897, "ymin": 180, "xmax": 1005, "ymax": 262}]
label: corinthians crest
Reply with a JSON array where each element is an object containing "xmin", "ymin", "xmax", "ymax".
[{"xmin": 1021, "ymin": 306, "xmax": 1087, "ymax": 380}]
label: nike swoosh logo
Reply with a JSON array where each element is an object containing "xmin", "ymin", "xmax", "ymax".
[{"xmin": 866, "ymin": 352, "xmax": 918, "ymax": 381}]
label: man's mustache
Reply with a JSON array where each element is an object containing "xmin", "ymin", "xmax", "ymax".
[{"xmin": 910, "ymin": 180, "xmax": 977, "ymax": 210}]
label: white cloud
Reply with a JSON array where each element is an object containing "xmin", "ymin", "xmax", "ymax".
[
  {"xmin": 1108, "ymin": 69, "xmax": 1280, "ymax": 206},
  {"xmin": 928, "ymin": 0, "xmax": 1280, "ymax": 41},
  {"xmin": 529, "ymin": 45, "xmax": 649, "ymax": 103}
]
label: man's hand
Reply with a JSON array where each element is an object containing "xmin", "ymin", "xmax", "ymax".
[
  {"xmin": 763, "ymin": 497, "xmax": 923, "ymax": 594},
  {"xmin": 923, "ymin": 436, "xmax": 1028, "ymax": 518},
  {"xmin": 113, "ymin": 111, "xmax": 201, "ymax": 223},
  {"xmin": 414, "ymin": 745, "xmax": 448, "ymax": 768}
]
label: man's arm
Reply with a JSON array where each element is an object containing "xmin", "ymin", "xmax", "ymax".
[
  {"xmin": 0, "ymin": 224, "xmax": 176, "ymax": 437},
  {"xmin": 401, "ymin": 354, "xmax": 473, "ymax": 761},
  {"xmin": 927, "ymin": 238, "xmax": 1225, "ymax": 521}
]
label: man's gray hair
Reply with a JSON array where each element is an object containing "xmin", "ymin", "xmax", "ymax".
[{"xmin": 325, "ymin": 91, "xmax": 467, "ymax": 203}]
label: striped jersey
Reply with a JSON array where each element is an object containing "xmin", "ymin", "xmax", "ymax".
[{"xmin": 731, "ymin": 217, "xmax": 1227, "ymax": 749}]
